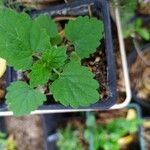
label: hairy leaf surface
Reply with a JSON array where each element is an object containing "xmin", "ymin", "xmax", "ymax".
[
  {"xmin": 65, "ymin": 16, "xmax": 104, "ymax": 58},
  {"xmin": 51, "ymin": 61, "xmax": 100, "ymax": 107},
  {"xmin": 29, "ymin": 46, "xmax": 67, "ymax": 87},
  {"xmin": 6, "ymin": 81, "xmax": 46, "ymax": 116},
  {"xmin": 0, "ymin": 9, "xmax": 50, "ymax": 70}
]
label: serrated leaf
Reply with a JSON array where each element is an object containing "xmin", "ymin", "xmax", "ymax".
[
  {"xmin": 51, "ymin": 61, "xmax": 100, "ymax": 107},
  {"xmin": 65, "ymin": 16, "xmax": 104, "ymax": 58},
  {"xmin": 28, "ymin": 61, "xmax": 50, "ymax": 88},
  {"xmin": 29, "ymin": 46, "xmax": 67, "ymax": 87},
  {"xmin": 30, "ymin": 21, "xmax": 51, "ymax": 52},
  {"xmin": 0, "ymin": 9, "xmax": 32, "ymax": 70},
  {"xmin": 41, "ymin": 46, "xmax": 67, "ymax": 69},
  {"xmin": 35, "ymin": 15, "xmax": 61, "ymax": 45},
  {"xmin": 6, "ymin": 81, "xmax": 46, "ymax": 116},
  {"xmin": 0, "ymin": 8, "xmax": 50, "ymax": 70}
]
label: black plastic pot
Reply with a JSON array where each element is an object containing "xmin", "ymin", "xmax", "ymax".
[
  {"xmin": 1, "ymin": 0, "xmax": 117, "ymax": 112},
  {"xmin": 42, "ymin": 104, "xmax": 144, "ymax": 150},
  {"xmin": 0, "ymin": 117, "xmax": 6, "ymax": 134},
  {"xmin": 128, "ymin": 43, "xmax": 150, "ymax": 116}
]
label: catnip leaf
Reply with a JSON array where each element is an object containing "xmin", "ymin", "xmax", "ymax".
[
  {"xmin": 65, "ymin": 16, "xmax": 104, "ymax": 58},
  {"xmin": 0, "ymin": 8, "xmax": 50, "ymax": 70},
  {"xmin": 30, "ymin": 21, "xmax": 51, "ymax": 52},
  {"xmin": 41, "ymin": 46, "xmax": 67, "ymax": 69},
  {"xmin": 35, "ymin": 15, "xmax": 61, "ymax": 45},
  {"xmin": 29, "ymin": 46, "xmax": 67, "ymax": 87},
  {"xmin": 28, "ymin": 61, "xmax": 50, "ymax": 88},
  {"xmin": 51, "ymin": 61, "xmax": 100, "ymax": 107},
  {"xmin": 6, "ymin": 81, "xmax": 46, "ymax": 116},
  {"xmin": 0, "ymin": 9, "xmax": 32, "ymax": 70}
]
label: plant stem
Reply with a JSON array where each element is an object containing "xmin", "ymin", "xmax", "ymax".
[
  {"xmin": 33, "ymin": 53, "xmax": 42, "ymax": 59},
  {"xmin": 53, "ymin": 68, "xmax": 61, "ymax": 76}
]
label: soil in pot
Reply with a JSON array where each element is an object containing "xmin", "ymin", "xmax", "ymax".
[
  {"xmin": 137, "ymin": 2, "xmax": 150, "ymax": 15},
  {"xmin": 4, "ymin": 115, "xmax": 44, "ymax": 150},
  {"xmin": 130, "ymin": 48, "xmax": 150, "ymax": 102}
]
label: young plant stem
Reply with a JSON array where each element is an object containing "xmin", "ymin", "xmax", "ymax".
[{"xmin": 53, "ymin": 68, "xmax": 61, "ymax": 76}]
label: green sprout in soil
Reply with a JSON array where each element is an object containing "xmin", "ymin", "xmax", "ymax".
[
  {"xmin": 0, "ymin": 8, "xmax": 104, "ymax": 116},
  {"xmin": 57, "ymin": 125, "xmax": 84, "ymax": 150}
]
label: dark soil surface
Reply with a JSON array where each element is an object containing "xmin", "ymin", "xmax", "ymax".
[
  {"xmin": 130, "ymin": 49, "xmax": 150, "ymax": 101},
  {"xmin": 5, "ymin": 115, "xmax": 44, "ymax": 150},
  {"xmin": 137, "ymin": 2, "xmax": 150, "ymax": 15}
]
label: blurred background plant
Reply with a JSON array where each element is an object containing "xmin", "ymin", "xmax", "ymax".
[
  {"xmin": 84, "ymin": 113, "xmax": 143, "ymax": 150},
  {"xmin": 112, "ymin": 0, "xmax": 150, "ymax": 41},
  {"xmin": 0, "ymin": 132, "xmax": 16, "ymax": 150},
  {"xmin": 57, "ymin": 125, "xmax": 84, "ymax": 150}
]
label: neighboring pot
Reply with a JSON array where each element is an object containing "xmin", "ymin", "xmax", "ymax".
[
  {"xmin": 42, "ymin": 104, "xmax": 144, "ymax": 150},
  {"xmin": 1, "ymin": 0, "xmax": 117, "ymax": 113},
  {"xmin": 128, "ymin": 44, "xmax": 150, "ymax": 113}
]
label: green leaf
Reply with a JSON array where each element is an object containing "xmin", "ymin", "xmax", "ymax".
[
  {"xmin": 65, "ymin": 16, "xmax": 104, "ymax": 58},
  {"xmin": 30, "ymin": 21, "xmax": 51, "ymax": 52},
  {"xmin": 6, "ymin": 81, "xmax": 46, "ymax": 116},
  {"xmin": 0, "ymin": 9, "xmax": 32, "ymax": 70},
  {"xmin": 51, "ymin": 61, "xmax": 100, "ymax": 107},
  {"xmin": 29, "ymin": 46, "xmax": 67, "ymax": 87},
  {"xmin": 41, "ymin": 46, "xmax": 67, "ymax": 69},
  {"xmin": 28, "ymin": 61, "xmax": 50, "ymax": 88},
  {"xmin": 137, "ymin": 28, "xmax": 150, "ymax": 41},
  {"xmin": 135, "ymin": 18, "xmax": 142, "ymax": 28},
  {"xmin": 70, "ymin": 52, "xmax": 81, "ymax": 63},
  {"xmin": 35, "ymin": 15, "xmax": 61, "ymax": 45},
  {"xmin": 0, "ymin": 8, "xmax": 50, "ymax": 70}
]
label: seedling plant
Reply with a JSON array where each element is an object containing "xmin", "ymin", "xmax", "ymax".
[{"xmin": 0, "ymin": 8, "xmax": 104, "ymax": 116}]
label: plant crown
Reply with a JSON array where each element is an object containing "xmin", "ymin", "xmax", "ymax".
[{"xmin": 0, "ymin": 8, "xmax": 104, "ymax": 116}]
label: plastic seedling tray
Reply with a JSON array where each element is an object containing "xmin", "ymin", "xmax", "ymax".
[
  {"xmin": 0, "ymin": 0, "xmax": 117, "ymax": 115},
  {"xmin": 128, "ymin": 44, "xmax": 150, "ymax": 110},
  {"xmin": 42, "ymin": 103, "xmax": 144, "ymax": 150}
]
